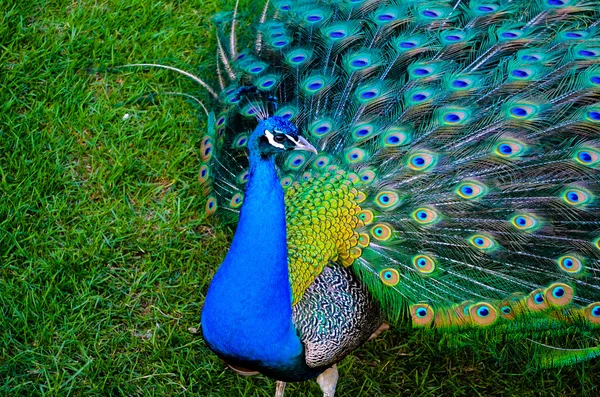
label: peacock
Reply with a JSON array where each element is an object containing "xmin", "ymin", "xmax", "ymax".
[{"xmin": 134, "ymin": 0, "xmax": 600, "ymax": 395}]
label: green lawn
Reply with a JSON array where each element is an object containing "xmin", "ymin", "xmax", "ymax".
[{"xmin": 1, "ymin": 0, "xmax": 599, "ymax": 395}]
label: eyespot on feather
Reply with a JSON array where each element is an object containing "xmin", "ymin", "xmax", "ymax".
[
  {"xmin": 284, "ymin": 48, "xmax": 312, "ymax": 66},
  {"xmin": 356, "ymin": 190, "xmax": 367, "ymax": 203},
  {"xmin": 379, "ymin": 268, "xmax": 399, "ymax": 286},
  {"xmin": 412, "ymin": 254, "xmax": 436, "ymax": 274},
  {"xmin": 558, "ymin": 255, "xmax": 584, "ymax": 275},
  {"xmin": 198, "ymin": 165, "xmax": 210, "ymax": 185},
  {"xmin": 468, "ymin": 234, "xmax": 496, "ymax": 251},
  {"xmin": 544, "ymin": 283, "xmax": 573, "ymax": 307},
  {"xmin": 233, "ymin": 134, "xmax": 248, "ymax": 148},
  {"xmin": 499, "ymin": 302, "xmax": 516, "ymax": 320},
  {"xmin": 229, "ymin": 193, "xmax": 244, "ymax": 209},
  {"xmin": 201, "ymin": 136, "xmax": 213, "ymax": 161},
  {"xmin": 280, "ymin": 176, "xmax": 293, "ymax": 188},
  {"xmin": 411, "ymin": 303, "xmax": 434, "ymax": 326},
  {"xmin": 374, "ymin": 190, "xmax": 401, "ymax": 210},
  {"xmin": 585, "ymin": 303, "xmax": 600, "ymax": 324},
  {"xmin": 370, "ymin": 223, "xmax": 393, "ymax": 241},
  {"xmin": 574, "ymin": 147, "xmax": 600, "ymax": 167},
  {"xmin": 494, "ymin": 139, "xmax": 527, "ymax": 158},
  {"xmin": 407, "ymin": 151, "xmax": 437, "ymax": 171},
  {"xmin": 510, "ymin": 213, "xmax": 540, "ymax": 232},
  {"xmin": 469, "ymin": 303, "xmax": 498, "ymax": 326},
  {"xmin": 351, "ymin": 123, "xmax": 377, "ymax": 141},
  {"xmin": 310, "ymin": 118, "xmax": 335, "ymax": 138},
  {"xmin": 527, "ymin": 288, "xmax": 548, "ymax": 311},
  {"xmin": 412, "ymin": 207, "xmax": 440, "ymax": 225},
  {"xmin": 381, "ymin": 126, "xmax": 412, "ymax": 147},
  {"xmin": 255, "ymin": 74, "xmax": 280, "ymax": 90},
  {"xmin": 285, "ymin": 153, "xmax": 308, "ymax": 170},
  {"xmin": 498, "ymin": 29, "xmax": 524, "ymax": 41},
  {"xmin": 562, "ymin": 187, "xmax": 593, "ymax": 207},
  {"xmin": 358, "ymin": 233, "xmax": 370, "ymax": 248},
  {"xmin": 455, "ymin": 180, "xmax": 487, "ymax": 199},
  {"xmin": 205, "ymin": 196, "xmax": 217, "ymax": 216},
  {"xmin": 358, "ymin": 169, "xmax": 376, "ymax": 184},
  {"xmin": 345, "ymin": 148, "xmax": 368, "ymax": 164},
  {"xmin": 441, "ymin": 30, "xmax": 466, "ymax": 44},
  {"xmin": 312, "ymin": 155, "xmax": 332, "ymax": 170},
  {"xmin": 275, "ymin": 105, "xmax": 299, "ymax": 120},
  {"xmin": 355, "ymin": 83, "xmax": 383, "ymax": 103},
  {"xmin": 300, "ymin": 75, "xmax": 330, "ymax": 96},
  {"xmin": 358, "ymin": 209, "xmax": 374, "ymax": 225},
  {"xmin": 237, "ymin": 170, "xmax": 249, "ymax": 185}
]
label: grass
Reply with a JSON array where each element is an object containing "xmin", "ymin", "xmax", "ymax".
[{"xmin": 1, "ymin": 0, "xmax": 599, "ymax": 395}]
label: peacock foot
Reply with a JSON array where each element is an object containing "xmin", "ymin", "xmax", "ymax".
[{"xmin": 316, "ymin": 365, "xmax": 339, "ymax": 397}]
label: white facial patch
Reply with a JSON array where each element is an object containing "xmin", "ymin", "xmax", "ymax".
[
  {"xmin": 284, "ymin": 134, "xmax": 300, "ymax": 145},
  {"xmin": 264, "ymin": 129, "xmax": 285, "ymax": 149}
]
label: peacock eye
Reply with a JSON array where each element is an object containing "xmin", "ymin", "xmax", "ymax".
[{"xmin": 273, "ymin": 134, "xmax": 286, "ymax": 143}]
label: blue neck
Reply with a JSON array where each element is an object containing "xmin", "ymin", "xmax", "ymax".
[{"xmin": 201, "ymin": 146, "xmax": 302, "ymax": 368}]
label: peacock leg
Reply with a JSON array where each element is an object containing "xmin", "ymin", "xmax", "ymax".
[
  {"xmin": 275, "ymin": 381, "xmax": 286, "ymax": 397},
  {"xmin": 316, "ymin": 365, "xmax": 339, "ymax": 397},
  {"xmin": 369, "ymin": 322, "xmax": 390, "ymax": 340}
]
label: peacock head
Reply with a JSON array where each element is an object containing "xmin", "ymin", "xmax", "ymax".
[{"xmin": 251, "ymin": 116, "xmax": 317, "ymax": 158}]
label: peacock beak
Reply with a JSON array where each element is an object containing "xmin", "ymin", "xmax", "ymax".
[{"xmin": 293, "ymin": 135, "xmax": 318, "ymax": 154}]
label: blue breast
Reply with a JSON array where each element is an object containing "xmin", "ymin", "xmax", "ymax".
[{"xmin": 201, "ymin": 153, "xmax": 313, "ymax": 380}]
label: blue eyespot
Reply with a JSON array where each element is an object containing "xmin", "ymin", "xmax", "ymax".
[
  {"xmin": 416, "ymin": 308, "xmax": 428, "ymax": 317},
  {"xmin": 412, "ymin": 156, "xmax": 425, "ymax": 166},
  {"xmin": 552, "ymin": 287, "xmax": 565, "ymax": 298},
  {"xmin": 414, "ymin": 68, "xmax": 430, "ymax": 76},
  {"xmin": 477, "ymin": 306, "xmax": 490, "ymax": 317},
  {"xmin": 422, "ymin": 10, "xmax": 438, "ymax": 18},
  {"xmin": 510, "ymin": 107, "xmax": 527, "ymax": 117},
  {"xmin": 361, "ymin": 91, "xmax": 377, "ymax": 99},
  {"xmin": 499, "ymin": 144, "xmax": 513, "ymax": 154},
  {"xmin": 511, "ymin": 69, "xmax": 529, "ymax": 78},
  {"xmin": 461, "ymin": 186, "xmax": 473, "ymax": 195},
  {"xmin": 452, "ymin": 79, "xmax": 468, "ymax": 88},
  {"xmin": 579, "ymin": 152, "xmax": 593, "ymax": 163},
  {"xmin": 378, "ymin": 14, "xmax": 395, "ymax": 21},
  {"xmin": 444, "ymin": 113, "xmax": 460, "ymax": 123},
  {"xmin": 534, "ymin": 292, "xmax": 544, "ymax": 304},
  {"xmin": 400, "ymin": 42, "xmax": 416, "ymax": 48},
  {"xmin": 522, "ymin": 55, "xmax": 539, "ymax": 61}
]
